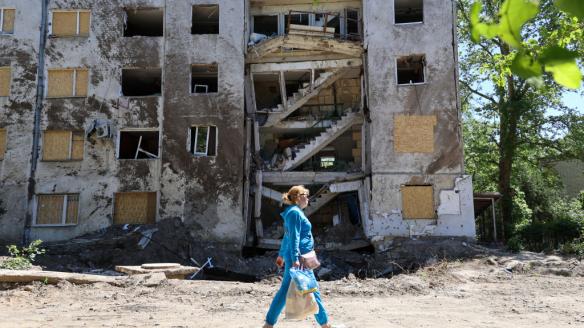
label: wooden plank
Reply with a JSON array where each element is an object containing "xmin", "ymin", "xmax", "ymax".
[
  {"xmin": 42, "ymin": 131, "xmax": 71, "ymax": 161},
  {"xmin": 401, "ymin": 185, "xmax": 435, "ymax": 219},
  {"xmin": 78, "ymin": 11, "xmax": 91, "ymax": 36},
  {"xmin": 114, "ymin": 192, "xmax": 156, "ymax": 225},
  {"xmin": 0, "ymin": 66, "xmax": 10, "ymax": 97},
  {"xmin": 52, "ymin": 11, "xmax": 78, "ymax": 37},
  {"xmin": 75, "ymin": 69, "xmax": 89, "ymax": 96},
  {"xmin": 0, "ymin": 269, "xmax": 125, "ymax": 286},
  {"xmin": 37, "ymin": 195, "xmax": 65, "ymax": 225},
  {"xmin": 289, "ymin": 24, "xmax": 335, "ymax": 33},
  {"xmin": 47, "ymin": 69, "xmax": 73, "ymax": 98},
  {"xmin": 2, "ymin": 9, "xmax": 15, "ymax": 33},
  {"xmin": 65, "ymin": 195, "xmax": 79, "ymax": 224},
  {"xmin": 394, "ymin": 115, "xmax": 437, "ymax": 153},
  {"xmin": 250, "ymin": 58, "xmax": 362, "ymax": 73},
  {"xmin": 71, "ymin": 132, "xmax": 84, "ymax": 160},
  {"xmin": 0, "ymin": 128, "xmax": 6, "ymax": 160}
]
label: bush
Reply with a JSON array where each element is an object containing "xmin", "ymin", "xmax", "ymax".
[{"xmin": 0, "ymin": 240, "xmax": 45, "ymax": 270}]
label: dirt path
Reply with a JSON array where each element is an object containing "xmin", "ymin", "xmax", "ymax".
[{"xmin": 1, "ymin": 257, "xmax": 583, "ymax": 328}]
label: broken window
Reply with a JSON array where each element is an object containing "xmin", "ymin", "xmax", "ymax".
[
  {"xmin": 42, "ymin": 130, "xmax": 84, "ymax": 161},
  {"xmin": 35, "ymin": 194, "xmax": 79, "ymax": 226},
  {"xmin": 123, "ymin": 8, "xmax": 163, "ymax": 37},
  {"xmin": 50, "ymin": 10, "xmax": 90, "ymax": 37},
  {"xmin": 285, "ymin": 13, "xmax": 309, "ymax": 33},
  {"xmin": 47, "ymin": 68, "xmax": 89, "ymax": 98},
  {"xmin": 253, "ymin": 15, "xmax": 278, "ymax": 36},
  {"xmin": 401, "ymin": 185, "xmax": 434, "ymax": 219},
  {"xmin": 189, "ymin": 126, "xmax": 217, "ymax": 157},
  {"xmin": 118, "ymin": 130, "xmax": 159, "ymax": 159},
  {"xmin": 114, "ymin": 192, "xmax": 156, "ymax": 224},
  {"xmin": 396, "ymin": 55, "xmax": 425, "ymax": 84},
  {"xmin": 395, "ymin": 0, "xmax": 423, "ymax": 24},
  {"xmin": 0, "ymin": 128, "xmax": 6, "ymax": 160},
  {"xmin": 192, "ymin": 5, "xmax": 219, "ymax": 34},
  {"xmin": 0, "ymin": 8, "xmax": 15, "ymax": 34},
  {"xmin": 314, "ymin": 13, "xmax": 340, "ymax": 34},
  {"xmin": 345, "ymin": 9, "xmax": 360, "ymax": 37},
  {"xmin": 191, "ymin": 64, "xmax": 218, "ymax": 94},
  {"xmin": 253, "ymin": 73, "xmax": 282, "ymax": 111},
  {"xmin": 0, "ymin": 66, "xmax": 10, "ymax": 97},
  {"xmin": 122, "ymin": 68, "xmax": 161, "ymax": 96}
]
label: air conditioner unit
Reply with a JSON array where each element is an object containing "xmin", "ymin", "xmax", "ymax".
[{"xmin": 95, "ymin": 124, "xmax": 110, "ymax": 138}]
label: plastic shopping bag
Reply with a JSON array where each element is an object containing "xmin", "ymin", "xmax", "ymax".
[
  {"xmin": 289, "ymin": 267, "xmax": 318, "ymax": 294},
  {"xmin": 285, "ymin": 281, "xmax": 319, "ymax": 320}
]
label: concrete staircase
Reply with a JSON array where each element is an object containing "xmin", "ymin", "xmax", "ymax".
[
  {"xmin": 263, "ymin": 68, "xmax": 351, "ymax": 127},
  {"xmin": 305, "ymin": 189, "xmax": 338, "ymax": 216},
  {"xmin": 283, "ymin": 111, "xmax": 363, "ymax": 171}
]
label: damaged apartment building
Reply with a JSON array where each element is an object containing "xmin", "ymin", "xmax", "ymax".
[{"xmin": 0, "ymin": 0, "xmax": 475, "ymax": 252}]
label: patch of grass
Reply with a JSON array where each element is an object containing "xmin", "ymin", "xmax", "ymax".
[{"xmin": 0, "ymin": 240, "xmax": 45, "ymax": 270}]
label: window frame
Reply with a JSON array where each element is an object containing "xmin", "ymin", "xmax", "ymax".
[
  {"xmin": 41, "ymin": 130, "xmax": 85, "ymax": 162},
  {"xmin": 0, "ymin": 8, "xmax": 15, "ymax": 34},
  {"xmin": 188, "ymin": 125, "xmax": 217, "ymax": 157},
  {"xmin": 49, "ymin": 9, "xmax": 91, "ymax": 37},
  {"xmin": 0, "ymin": 65, "xmax": 10, "ymax": 97},
  {"xmin": 33, "ymin": 193, "xmax": 80, "ymax": 227},
  {"xmin": 395, "ymin": 55, "xmax": 427, "ymax": 86},
  {"xmin": 116, "ymin": 128, "xmax": 160, "ymax": 160},
  {"xmin": 393, "ymin": 0, "xmax": 424, "ymax": 25},
  {"xmin": 46, "ymin": 68, "xmax": 89, "ymax": 98},
  {"xmin": 191, "ymin": 63, "xmax": 219, "ymax": 95}
]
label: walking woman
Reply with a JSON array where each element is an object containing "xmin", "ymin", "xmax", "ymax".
[{"xmin": 263, "ymin": 185, "xmax": 332, "ymax": 328}]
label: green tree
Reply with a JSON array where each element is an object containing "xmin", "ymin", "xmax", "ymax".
[{"xmin": 458, "ymin": 0, "xmax": 584, "ymax": 240}]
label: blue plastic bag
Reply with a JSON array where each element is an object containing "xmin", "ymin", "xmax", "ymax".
[{"xmin": 289, "ymin": 268, "xmax": 318, "ymax": 295}]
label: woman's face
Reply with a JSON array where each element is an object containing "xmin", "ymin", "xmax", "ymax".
[{"xmin": 297, "ymin": 192, "xmax": 309, "ymax": 209}]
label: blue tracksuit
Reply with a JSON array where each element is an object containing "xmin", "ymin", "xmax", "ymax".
[{"xmin": 265, "ymin": 205, "xmax": 329, "ymax": 326}]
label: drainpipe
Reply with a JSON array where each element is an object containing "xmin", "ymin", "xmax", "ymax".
[{"xmin": 23, "ymin": 0, "xmax": 49, "ymax": 244}]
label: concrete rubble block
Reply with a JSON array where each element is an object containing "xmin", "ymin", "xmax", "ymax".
[{"xmin": 115, "ymin": 263, "xmax": 199, "ymax": 279}]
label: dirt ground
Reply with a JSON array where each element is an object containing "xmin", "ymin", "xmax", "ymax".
[{"xmin": 1, "ymin": 252, "xmax": 583, "ymax": 328}]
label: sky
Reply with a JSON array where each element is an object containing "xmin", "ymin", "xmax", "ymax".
[{"xmin": 562, "ymin": 90, "xmax": 584, "ymax": 114}]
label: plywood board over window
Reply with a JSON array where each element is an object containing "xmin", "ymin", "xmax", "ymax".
[
  {"xmin": 0, "ymin": 128, "xmax": 6, "ymax": 160},
  {"xmin": 114, "ymin": 192, "xmax": 157, "ymax": 224},
  {"xmin": 51, "ymin": 10, "xmax": 90, "ymax": 37},
  {"xmin": 42, "ymin": 130, "xmax": 84, "ymax": 161},
  {"xmin": 36, "ymin": 194, "xmax": 79, "ymax": 226},
  {"xmin": 47, "ymin": 68, "xmax": 88, "ymax": 97},
  {"xmin": 394, "ymin": 114, "xmax": 437, "ymax": 153},
  {"xmin": 0, "ymin": 66, "xmax": 10, "ymax": 97},
  {"xmin": 401, "ymin": 185, "xmax": 435, "ymax": 219},
  {"xmin": 1, "ymin": 8, "xmax": 16, "ymax": 34}
]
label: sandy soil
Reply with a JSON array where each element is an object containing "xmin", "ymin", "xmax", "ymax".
[{"xmin": 1, "ymin": 254, "xmax": 583, "ymax": 328}]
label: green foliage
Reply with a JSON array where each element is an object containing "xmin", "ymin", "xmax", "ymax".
[
  {"xmin": 506, "ymin": 235, "xmax": 524, "ymax": 252},
  {"xmin": 560, "ymin": 239, "xmax": 584, "ymax": 257},
  {"xmin": 470, "ymin": 0, "xmax": 583, "ymax": 88},
  {"xmin": 0, "ymin": 240, "xmax": 45, "ymax": 270}
]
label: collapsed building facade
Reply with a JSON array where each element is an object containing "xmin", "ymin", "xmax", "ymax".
[{"xmin": 0, "ymin": 0, "xmax": 475, "ymax": 252}]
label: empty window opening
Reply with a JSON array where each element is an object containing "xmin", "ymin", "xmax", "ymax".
[
  {"xmin": 0, "ymin": 8, "xmax": 15, "ymax": 34},
  {"xmin": 314, "ymin": 13, "xmax": 340, "ymax": 34},
  {"xmin": 118, "ymin": 131, "xmax": 159, "ymax": 159},
  {"xmin": 396, "ymin": 55, "xmax": 425, "ymax": 84},
  {"xmin": 50, "ymin": 10, "xmax": 90, "ymax": 37},
  {"xmin": 346, "ymin": 9, "xmax": 360, "ymax": 37},
  {"xmin": 35, "ymin": 194, "xmax": 79, "ymax": 226},
  {"xmin": 190, "ymin": 126, "xmax": 217, "ymax": 157},
  {"xmin": 284, "ymin": 70, "xmax": 311, "ymax": 98},
  {"xmin": 0, "ymin": 66, "xmax": 10, "ymax": 97},
  {"xmin": 47, "ymin": 68, "xmax": 89, "ymax": 98},
  {"xmin": 253, "ymin": 15, "xmax": 278, "ymax": 36},
  {"xmin": 122, "ymin": 68, "xmax": 161, "ymax": 96},
  {"xmin": 253, "ymin": 73, "xmax": 282, "ymax": 111},
  {"xmin": 395, "ymin": 0, "xmax": 423, "ymax": 24},
  {"xmin": 191, "ymin": 64, "xmax": 218, "ymax": 94},
  {"xmin": 192, "ymin": 5, "xmax": 219, "ymax": 34},
  {"xmin": 114, "ymin": 192, "xmax": 156, "ymax": 225},
  {"xmin": 42, "ymin": 130, "xmax": 84, "ymax": 161},
  {"xmin": 0, "ymin": 128, "xmax": 6, "ymax": 160},
  {"xmin": 123, "ymin": 8, "xmax": 163, "ymax": 37}
]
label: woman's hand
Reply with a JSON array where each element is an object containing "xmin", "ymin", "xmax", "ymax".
[
  {"xmin": 275, "ymin": 256, "xmax": 284, "ymax": 268},
  {"xmin": 292, "ymin": 261, "xmax": 300, "ymax": 268}
]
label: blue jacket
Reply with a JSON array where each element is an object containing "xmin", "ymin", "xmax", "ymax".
[{"xmin": 278, "ymin": 205, "xmax": 314, "ymax": 263}]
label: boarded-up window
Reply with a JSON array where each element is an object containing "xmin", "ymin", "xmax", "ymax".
[
  {"xmin": 0, "ymin": 8, "xmax": 15, "ymax": 34},
  {"xmin": 36, "ymin": 194, "xmax": 79, "ymax": 225},
  {"xmin": 51, "ymin": 10, "xmax": 90, "ymax": 37},
  {"xmin": 42, "ymin": 130, "xmax": 84, "ymax": 161},
  {"xmin": 394, "ymin": 115, "xmax": 436, "ymax": 153},
  {"xmin": 47, "ymin": 68, "xmax": 89, "ymax": 97},
  {"xmin": 114, "ymin": 192, "xmax": 156, "ymax": 224},
  {"xmin": 189, "ymin": 126, "xmax": 217, "ymax": 156},
  {"xmin": 0, "ymin": 66, "xmax": 10, "ymax": 97},
  {"xmin": 401, "ymin": 185, "xmax": 434, "ymax": 219},
  {"xmin": 0, "ymin": 128, "xmax": 6, "ymax": 160}
]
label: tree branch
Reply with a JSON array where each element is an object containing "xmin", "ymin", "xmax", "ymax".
[{"xmin": 460, "ymin": 80, "xmax": 498, "ymax": 104}]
